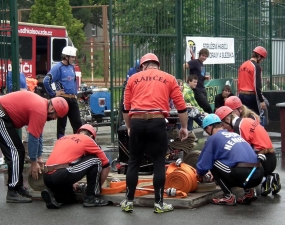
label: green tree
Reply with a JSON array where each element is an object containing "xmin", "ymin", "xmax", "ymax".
[
  {"xmin": 114, "ymin": 0, "xmax": 204, "ymax": 72},
  {"xmin": 29, "ymin": 0, "xmax": 86, "ymax": 50}
]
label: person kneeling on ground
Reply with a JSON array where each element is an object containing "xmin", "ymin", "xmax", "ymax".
[
  {"xmin": 41, "ymin": 124, "xmax": 110, "ymax": 209},
  {"xmin": 215, "ymin": 106, "xmax": 281, "ymax": 196},
  {"xmin": 196, "ymin": 114, "xmax": 264, "ymax": 206}
]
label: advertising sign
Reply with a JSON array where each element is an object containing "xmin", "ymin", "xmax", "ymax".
[{"xmin": 186, "ymin": 37, "xmax": 235, "ymax": 64}]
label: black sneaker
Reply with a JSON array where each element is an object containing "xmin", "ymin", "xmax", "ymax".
[
  {"xmin": 83, "ymin": 195, "xmax": 109, "ymax": 207},
  {"xmin": 41, "ymin": 189, "xmax": 60, "ymax": 209},
  {"xmin": 18, "ymin": 186, "xmax": 32, "ymax": 198},
  {"xmin": 6, "ymin": 189, "xmax": 32, "ymax": 203},
  {"xmin": 272, "ymin": 173, "xmax": 281, "ymax": 195},
  {"xmin": 261, "ymin": 175, "xmax": 273, "ymax": 196}
]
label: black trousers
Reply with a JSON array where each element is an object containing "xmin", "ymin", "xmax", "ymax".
[
  {"xmin": 126, "ymin": 118, "xmax": 167, "ymax": 204},
  {"xmin": 193, "ymin": 89, "xmax": 213, "ymax": 113},
  {"xmin": 261, "ymin": 152, "xmax": 277, "ymax": 177},
  {"xmin": 0, "ymin": 109, "xmax": 25, "ymax": 190},
  {"xmin": 57, "ymin": 97, "xmax": 82, "ymax": 139},
  {"xmin": 43, "ymin": 155, "xmax": 102, "ymax": 203},
  {"xmin": 211, "ymin": 161, "xmax": 264, "ymax": 195},
  {"xmin": 239, "ymin": 94, "xmax": 260, "ymax": 115}
]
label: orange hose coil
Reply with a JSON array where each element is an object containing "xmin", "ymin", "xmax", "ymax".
[
  {"xmin": 165, "ymin": 162, "xmax": 198, "ymax": 193},
  {"xmin": 101, "ymin": 162, "xmax": 198, "ymax": 197}
]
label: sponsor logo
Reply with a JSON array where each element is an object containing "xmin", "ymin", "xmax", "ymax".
[{"xmin": 18, "ymin": 27, "xmax": 53, "ymax": 36}]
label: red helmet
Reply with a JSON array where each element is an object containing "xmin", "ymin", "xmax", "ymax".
[
  {"xmin": 225, "ymin": 96, "xmax": 242, "ymax": 110},
  {"xmin": 215, "ymin": 106, "xmax": 233, "ymax": 120},
  {"xmin": 253, "ymin": 46, "xmax": 267, "ymax": 58},
  {"xmin": 140, "ymin": 53, "xmax": 160, "ymax": 67},
  {"xmin": 77, "ymin": 124, "xmax": 96, "ymax": 139},
  {"xmin": 51, "ymin": 97, "xmax": 69, "ymax": 118}
]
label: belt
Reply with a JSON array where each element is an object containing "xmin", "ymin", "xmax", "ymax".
[
  {"xmin": 256, "ymin": 148, "xmax": 275, "ymax": 154},
  {"xmin": 60, "ymin": 94, "xmax": 76, "ymax": 98},
  {"xmin": 44, "ymin": 164, "xmax": 70, "ymax": 173},
  {"xmin": 236, "ymin": 162, "xmax": 260, "ymax": 168},
  {"xmin": 0, "ymin": 104, "xmax": 7, "ymax": 115},
  {"xmin": 131, "ymin": 113, "xmax": 165, "ymax": 120},
  {"xmin": 239, "ymin": 91, "xmax": 255, "ymax": 95}
]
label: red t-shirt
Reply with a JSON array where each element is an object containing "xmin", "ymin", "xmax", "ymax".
[
  {"xmin": 46, "ymin": 134, "xmax": 109, "ymax": 167},
  {"xmin": 123, "ymin": 69, "xmax": 186, "ymax": 116},
  {"xmin": 234, "ymin": 118, "xmax": 273, "ymax": 150},
  {"xmin": 0, "ymin": 91, "xmax": 47, "ymax": 138}
]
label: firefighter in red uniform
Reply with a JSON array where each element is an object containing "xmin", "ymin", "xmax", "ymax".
[
  {"xmin": 41, "ymin": 124, "xmax": 110, "ymax": 209},
  {"xmin": 237, "ymin": 46, "xmax": 267, "ymax": 115},
  {"xmin": 121, "ymin": 53, "xmax": 188, "ymax": 213},
  {"xmin": 215, "ymin": 106, "xmax": 281, "ymax": 197},
  {"xmin": 0, "ymin": 91, "xmax": 68, "ymax": 203}
]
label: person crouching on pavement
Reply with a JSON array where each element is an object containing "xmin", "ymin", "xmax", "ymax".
[
  {"xmin": 196, "ymin": 114, "xmax": 264, "ymax": 206},
  {"xmin": 41, "ymin": 124, "xmax": 110, "ymax": 209},
  {"xmin": 121, "ymin": 53, "xmax": 188, "ymax": 213},
  {"xmin": 0, "ymin": 91, "xmax": 68, "ymax": 203},
  {"xmin": 215, "ymin": 106, "xmax": 281, "ymax": 196}
]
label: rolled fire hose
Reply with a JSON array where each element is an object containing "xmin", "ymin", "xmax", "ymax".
[
  {"xmin": 165, "ymin": 159, "xmax": 198, "ymax": 193},
  {"xmin": 102, "ymin": 159, "xmax": 197, "ymax": 197}
]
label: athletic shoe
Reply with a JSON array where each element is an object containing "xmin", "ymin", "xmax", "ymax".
[
  {"xmin": 261, "ymin": 175, "xmax": 273, "ymax": 196},
  {"xmin": 272, "ymin": 173, "xmax": 281, "ymax": 195},
  {"xmin": 154, "ymin": 202, "xmax": 174, "ymax": 213},
  {"xmin": 6, "ymin": 189, "xmax": 32, "ymax": 203},
  {"xmin": 83, "ymin": 195, "xmax": 109, "ymax": 207},
  {"xmin": 41, "ymin": 189, "xmax": 60, "ymax": 209},
  {"xmin": 212, "ymin": 194, "xmax": 236, "ymax": 206},
  {"xmin": 18, "ymin": 186, "xmax": 32, "ymax": 198},
  {"xmin": 120, "ymin": 199, "xmax": 133, "ymax": 212},
  {"xmin": 237, "ymin": 188, "xmax": 257, "ymax": 204}
]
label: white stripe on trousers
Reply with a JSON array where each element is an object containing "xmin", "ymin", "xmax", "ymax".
[
  {"xmin": 67, "ymin": 158, "xmax": 102, "ymax": 195},
  {"xmin": 214, "ymin": 160, "xmax": 231, "ymax": 173},
  {"xmin": 0, "ymin": 111, "xmax": 20, "ymax": 187}
]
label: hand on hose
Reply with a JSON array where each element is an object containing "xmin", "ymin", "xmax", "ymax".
[
  {"xmin": 197, "ymin": 171, "xmax": 214, "ymax": 183},
  {"xmin": 30, "ymin": 161, "xmax": 42, "ymax": 180}
]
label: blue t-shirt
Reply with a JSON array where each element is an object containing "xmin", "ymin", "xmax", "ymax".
[
  {"xmin": 196, "ymin": 130, "xmax": 258, "ymax": 176},
  {"xmin": 44, "ymin": 62, "xmax": 77, "ymax": 97},
  {"xmin": 7, "ymin": 71, "xmax": 27, "ymax": 93}
]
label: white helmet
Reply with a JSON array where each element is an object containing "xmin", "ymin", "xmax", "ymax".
[{"xmin": 62, "ymin": 46, "xmax": 77, "ymax": 57}]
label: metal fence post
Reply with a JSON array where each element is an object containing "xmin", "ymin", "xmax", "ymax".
[
  {"xmin": 10, "ymin": 0, "xmax": 20, "ymax": 92},
  {"xmin": 175, "ymin": 0, "xmax": 183, "ymax": 80},
  {"xmin": 213, "ymin": 0, "xmax": 220, "ymax": 79}
]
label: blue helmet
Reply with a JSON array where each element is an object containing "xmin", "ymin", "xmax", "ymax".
[
  {"xmin": 135, "ymin": 59, "xmax": 140, "ymax": 69},
  {"xmin": 202, "ymin": 114, "xmax": 221, "ymax": 129}
]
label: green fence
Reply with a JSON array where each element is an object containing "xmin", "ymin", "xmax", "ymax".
[
  {"xmin": 109, "ymin": 0, "xmax": 285, "ymax": 142},
  {"xmin": 0, "ymin": 0, "xmax": 20, "ymax": 94}
]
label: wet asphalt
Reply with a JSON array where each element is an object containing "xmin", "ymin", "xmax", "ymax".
[{"xmin": 0, "ymin": 122, "xmax": 284, "ymax": 225}]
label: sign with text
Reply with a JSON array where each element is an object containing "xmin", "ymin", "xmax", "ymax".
[{"xmin": 185, "ymin": 37, "xmax": 235, "ymax": 64}]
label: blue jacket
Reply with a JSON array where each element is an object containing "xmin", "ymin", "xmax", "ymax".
[
  {"xmin": 7, "ymin": 71, "xmax": 27, "ymax": 93},
  {"xmin": 196, "ymin": 130, "xmax": 258, "ymax": 176},
  {"xmin": 43, "ymin": 62, "xmax": 77, "ymax": 97}
]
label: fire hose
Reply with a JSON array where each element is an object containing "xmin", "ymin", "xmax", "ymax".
[{"xmin": 101, "ymin": 159, "xmax": 197, "ymax": 198}]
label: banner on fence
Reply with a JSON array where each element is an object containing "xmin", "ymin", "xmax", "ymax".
[
  {"xmin": 185, "ymin": 37, "xmax": 235, "ymax": 64},
  {"xmin": 205, "ymin": 78, "xmax": 236, "ymax": 110}
]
